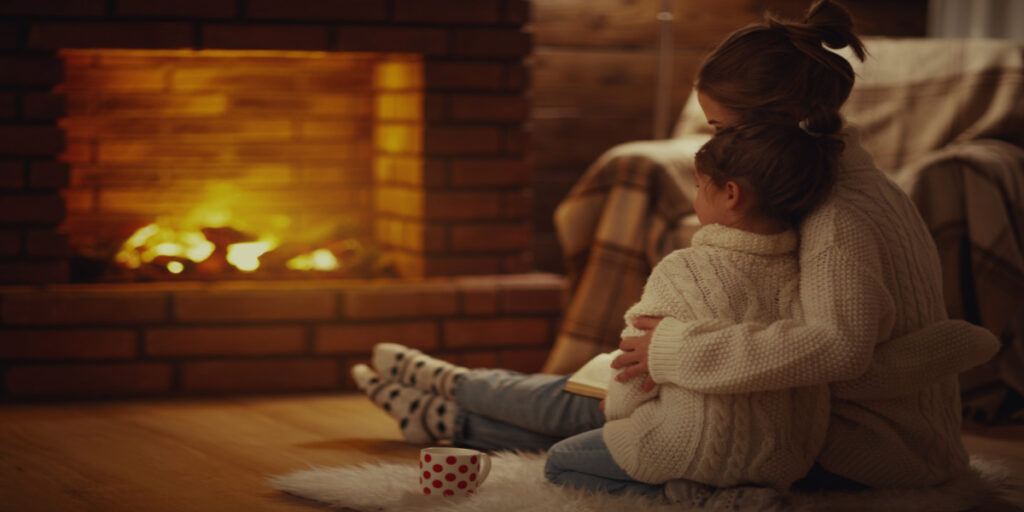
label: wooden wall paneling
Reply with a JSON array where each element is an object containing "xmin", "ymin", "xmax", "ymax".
[
  {"xmin": 529, "ymin": 0, "xmax": 927, "ymax": 272},
  {"xmin": 533, "ymin": 0, "xmax": 767, "ymax": 49},
  {"xmin": 531, "ymin": 48, "xmax": 705, "ymax": 113}
]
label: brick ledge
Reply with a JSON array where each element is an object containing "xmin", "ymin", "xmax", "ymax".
[{"xmin": 0, "ymin": 273, "xmax": 565, "ymax": 401}]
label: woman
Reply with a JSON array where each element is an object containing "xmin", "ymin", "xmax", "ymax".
[{"xmin": 351, "ymin": 0, "xmax": 998, "ymax": 498}]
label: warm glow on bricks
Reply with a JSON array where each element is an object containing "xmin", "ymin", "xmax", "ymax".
[
  {"xmin": 374, "ymin": 60, "xmax": 425, "ymax": 91},
  {"xmin": 43, "ymin": 44, "xmax": 530, "ymax": 281},
  {"xmin": 56, "ymin": 49, "xmax": 426, "ymax": 279},
  {"xmin": 376, "ymin": 93, "xmax": 424, "ymax": 121},
  {"xmin": 375, "ymin": 124, "xmax": 423, "ymax": 154}
]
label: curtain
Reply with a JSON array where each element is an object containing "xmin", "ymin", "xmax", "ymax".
[{"xmin": 928, "ymin": 0, "xmax": 1024, "ymax": 41}]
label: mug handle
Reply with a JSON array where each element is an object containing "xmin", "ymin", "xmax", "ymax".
[{"xmin": 477, "ymin": 453, "xmax": 491, "ymax": 486}]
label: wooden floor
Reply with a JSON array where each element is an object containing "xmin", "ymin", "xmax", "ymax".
[{"xmin": 0, "ymin": 394, "xmax": 1022, "ymax": 512}]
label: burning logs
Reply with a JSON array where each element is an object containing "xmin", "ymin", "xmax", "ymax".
[{"xmin": 101, "ymin": 222, "xmax": 395, "ymax": 282}]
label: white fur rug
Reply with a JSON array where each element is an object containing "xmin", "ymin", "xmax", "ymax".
[{"xmin": 268, "ymin": 452, "xmax": 1024, "ymax": 512}]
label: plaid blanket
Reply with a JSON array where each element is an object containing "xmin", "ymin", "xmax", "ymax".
[
  {"xmin": 545, "ymin": 138, "xmax": 706, "ymax": 373},
  {"xmin": 898, "ymin": 139, "xmax": 1024, "ymax": 423},
  {"xmin": 546, "ymin": 38, "xmax": 1024, "ymax": 422}
]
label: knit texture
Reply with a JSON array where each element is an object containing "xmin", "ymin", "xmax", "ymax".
[
  {"xmin": 602, "ymin": 224, "xmax": 830, "ymax": 490},
  {"xmin": 644, "ymin": 127, "xmax": 999, "ymax": 488}
]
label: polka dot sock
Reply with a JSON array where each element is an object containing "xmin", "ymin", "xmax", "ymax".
[
  {"xmin": 371, "ymin": 342, "xmax": 469, "ymax": 400},
  {"xmin": 351, "ymin": 363, "xmax": 458, "ymax": 443}
]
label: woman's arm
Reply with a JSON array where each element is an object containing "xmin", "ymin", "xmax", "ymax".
[{"xmin": 616, "ymin": 245, "xmax": 895, "ymax": 394}]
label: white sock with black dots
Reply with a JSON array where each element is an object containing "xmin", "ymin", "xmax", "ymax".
[
  {"xmin": 351, "ymin": 364, "xmax": 458, "ymax": 443},
  {"xmin": 371, "ymin": 343, "xmax": 469, "ymax": 400}
]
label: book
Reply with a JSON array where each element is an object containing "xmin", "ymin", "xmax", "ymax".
[{"xmin": 563, "ymin": 350, "xmax": 622, "ymax": 399}]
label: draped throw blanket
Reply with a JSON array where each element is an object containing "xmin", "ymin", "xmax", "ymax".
[
  {"xmin": 898, "ymin": 140, "xmax": 1024, "ymax": 423},
  {"xmin": 546, "ymin": 38, "xmax": 1024, "ymax": 423},
  {"xmin": 547, "ymin": 138, "xmax": 705, "ymax": 373}
]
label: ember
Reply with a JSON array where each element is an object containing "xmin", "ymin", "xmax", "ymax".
[{"xmin": 106, "ymin": 219, "xmax": 391, "ymax": 281}]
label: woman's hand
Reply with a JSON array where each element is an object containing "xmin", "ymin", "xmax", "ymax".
[{"xmin": 612, "ymin": 316, "xmax": 662, "ymax": 392}]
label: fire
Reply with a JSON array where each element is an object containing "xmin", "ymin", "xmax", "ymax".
[
  {"xmin": 286, "ymin": 248, "xmax": 340, "ymax": 271},
  {"xmin": 115, "ymin": 224, "xmax": 215, "ymax": 270},
  {"xmin": 115, "ymin": 222, "xmax": 348, "ymax": 276},
  {"xmin": 225, "ymin": 238, "xmax": 278, "ymax": 272}
]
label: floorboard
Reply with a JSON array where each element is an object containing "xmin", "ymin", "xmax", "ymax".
[{"xmin": 0, "ymin": 394, "xmax": 1020, "ymax": 511}]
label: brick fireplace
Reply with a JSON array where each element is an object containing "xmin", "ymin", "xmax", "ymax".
[{"xmin": 0, "ymin": 0, "xmax": 565, "ymax": 400}]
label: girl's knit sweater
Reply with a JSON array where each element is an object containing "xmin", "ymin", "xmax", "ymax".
[
  {"xmin": 603, "ymin": 224, "xmax": 829, "ymax": 489},
  {"xmin": 639, "ymin": 127, "xmax": 999, "ymax": 488}
]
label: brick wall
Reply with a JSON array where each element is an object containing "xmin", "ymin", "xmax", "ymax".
[
  {"xmin": 0, "ymin": 273, "xmax": 563, "ymax": 400},
  {"xmin": 0, "ymin": 0, "xmax": 533, "ymax": 283}
]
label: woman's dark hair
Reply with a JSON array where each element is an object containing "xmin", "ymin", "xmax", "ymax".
[
  {"xmin": 694, "ymin": 122, "xmax": 842, "ymax": 226},
  {"xmin": 695, "ymin": 0, "xmax": 866, "ymax": 136}
]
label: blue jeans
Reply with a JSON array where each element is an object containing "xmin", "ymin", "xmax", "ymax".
[
  {"xmin": 545, "ymin": 428, "xmax": 665, "ymax": 499},
  {"xmin": 451, "ymin": 369, "xmax": 604, "ymax": 451},
  {"xmin": 449, "ymin": 369, "xmax": 664, "ymax": 498}
]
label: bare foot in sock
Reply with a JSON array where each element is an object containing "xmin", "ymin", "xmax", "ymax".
[
  {"xmin": 351, "ymin": 364, "xmax": 458, "ymax": 443},
  {"xmin": 371, "ymin": 343, "xmax": 469, "ymax": 400}
]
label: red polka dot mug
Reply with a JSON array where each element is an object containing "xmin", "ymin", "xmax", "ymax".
[{"xmin": 418, "ymin": 447, "xmax": 491, "ymax": 497}]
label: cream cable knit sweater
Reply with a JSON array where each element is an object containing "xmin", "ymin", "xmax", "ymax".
[
  {"xmin": 644, "ymin": 127, "xmax": 1000, "ymax": 488},
  {"xmin": 603, "ymin": 224, "xmax": 830, "ymax": 489}
]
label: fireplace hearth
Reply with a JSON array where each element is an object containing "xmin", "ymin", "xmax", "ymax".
[
  {"xmin": 1, "ymin": 0, "xmax": 533, "ymax": 283},
  {"xmin": 0, "ymin": 1, "xmax": 560, "ymax": 401},
  {"xmin": 58, "ymin": 48, "xmax": 413, "ymax": 282}
]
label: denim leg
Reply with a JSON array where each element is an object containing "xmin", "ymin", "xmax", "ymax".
[
  {"xmin": 452, "ymin": 410, "xmax": 566, "ymax": 452},
  {"xmin": 452, "ymin": 369, "xmax": 605, "ymax": 442},
  {"xmin": 545, "ymin": 428, "xmax": 664, "ymax": 499}
]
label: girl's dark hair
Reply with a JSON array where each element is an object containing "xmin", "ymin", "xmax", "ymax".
[
  {"xmin": 694, "ymin": 122, "xmax": 842, "ymax": 226},
  {"xmin": 696, "ymin": 0, "xmax": 866, "ymax": 136}
]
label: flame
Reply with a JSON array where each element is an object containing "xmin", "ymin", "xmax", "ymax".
[
  {"xmin": 286, "ymin": 248, "xmax": 340, "ymax": 271},
  {"xmin": 115, "ymin": 217, "xmax": 349, "ymax": 275},
  {"xmin": 226, "ymin": 238, "xmax": 278, "ymax": 272},
  {"xmin": 115, "ymin": 223, "xmax": 214, "ymax": 269},
  {"xmin": 116, "ymin": 223, "xmax": 282, "ymax": 273}
]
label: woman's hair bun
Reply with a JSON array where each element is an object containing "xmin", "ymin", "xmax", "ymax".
[
  {"xmin": 770, "ymin": 0, "xmax": 866, "ymax": 63},
  {"xmin": 804, "ymin": 0, "xmax": 866, "ymax": 61},
  {"xmin": 802, "ymin": 104, "xmax": 843, "ymax": 136},
  {"xmin": 695, "ymin": 0, "xmax": 865, "ymax": 124}
]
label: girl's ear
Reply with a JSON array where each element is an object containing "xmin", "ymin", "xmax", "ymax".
[{"xmin": 723, "ymin": 180, "xmax": 744, "ymax": 211}]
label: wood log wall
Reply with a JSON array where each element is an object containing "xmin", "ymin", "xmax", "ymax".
[{"xmin": 529, "ymin": 0, "xmax": 927, "ymax": 271}]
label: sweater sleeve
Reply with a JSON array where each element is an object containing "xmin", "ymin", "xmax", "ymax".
[
  {"xmin": 833, "ymin": 319, "xmax": 999, "ymax": 400},
  {"xmin": 603, "ymin": 373, "xmax": 656, "ymax": 421},
  {"xmin": 606, "ymin": 257, "xmax": 697, "ymax": 418},
  {"xmin": 647, "ymin": 243, "xmax": 896, "ymax": 393}
]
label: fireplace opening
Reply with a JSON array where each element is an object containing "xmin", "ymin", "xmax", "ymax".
[{"xmin": 57, "ymin": 49, "xmax": 423, "ymax": 282}]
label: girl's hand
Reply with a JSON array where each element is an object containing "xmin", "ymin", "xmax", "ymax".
[{"xmin": 612, "ymin": 316, "xmax": 662, "ymax": 392}]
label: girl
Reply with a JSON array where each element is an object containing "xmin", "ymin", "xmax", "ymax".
[{"xmin": 543, "ymin": 120, "xmax": 841, "ymax": 499}]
